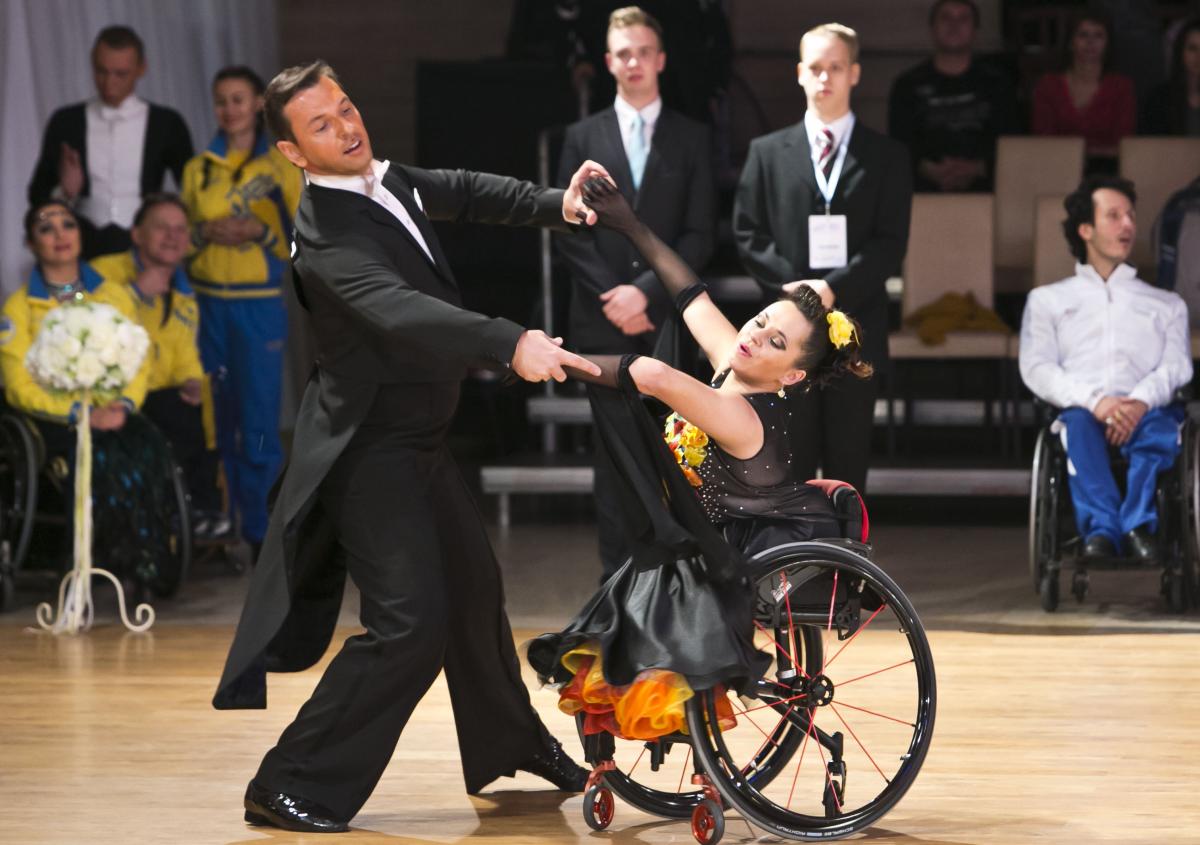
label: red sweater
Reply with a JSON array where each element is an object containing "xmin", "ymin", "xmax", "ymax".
[{"xmin": 1031, "ymin": 72, "xmax": 1136, "ymax": 154}]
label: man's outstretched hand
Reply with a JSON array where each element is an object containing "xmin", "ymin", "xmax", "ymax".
[
  {"xmin": 512, "ymin": 330, "xmax": 602, "ymax": 383},
  {"xmin": 563, "ymin": 160, "xmax": 613, "ymax": 226}
]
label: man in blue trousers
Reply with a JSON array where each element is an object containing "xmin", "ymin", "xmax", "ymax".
[{"xmin": 1020, "ymin": 176, "xmax": 1193, "ymax": 559}]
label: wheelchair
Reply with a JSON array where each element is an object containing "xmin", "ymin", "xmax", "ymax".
[
  {"xmin": 1028, "ymin": 410, "xmax": 1200, "ymax": 612},
  {"xmin": 577, "ymin": 484, "xmax": 937, "ymax": 844},
  {"xmin": 0, "ymin": 409, "xmax": 192, "ymax": 611}
]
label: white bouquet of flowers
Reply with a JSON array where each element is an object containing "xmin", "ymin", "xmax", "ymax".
[
  {"xmin": 25, "ymin": 299, "xmax": 149, "ymax": 400},
  {"xmin": 27, "ymin": 298, "xmax": 155, "ymax": 635}
]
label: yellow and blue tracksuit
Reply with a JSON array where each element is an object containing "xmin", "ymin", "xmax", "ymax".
[
  {"xmin": 0, "ymin": 263, "xmax": 147, "ymax": 422},
  {"xmin": 89, "ymin": 250, "xmax": 205, "ymax": 391},
  {"xmin": 181, "ymin": 131, "xmax": 301, "ymax": 543}
]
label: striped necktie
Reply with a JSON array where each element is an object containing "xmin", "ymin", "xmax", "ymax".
[{"xmin": 816, "ymin": 127, "xmax": 836, "ymax": 179}]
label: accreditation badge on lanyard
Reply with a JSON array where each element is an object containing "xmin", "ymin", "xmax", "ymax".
[{"xmin": 808, "ymin": 136, "xmax": 849, "ymax": 270}]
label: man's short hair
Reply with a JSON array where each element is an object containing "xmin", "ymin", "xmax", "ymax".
[
  {"xmin": 928, "ymin": 0, "xmax": 980, "ymax": 28},
  {"xmin": 93, "ymin": 25, "xmax": 144, "ymax": 63},
  {"xmin": 607, "ymin": 6, "xmax": 664, "ymax": 47},
  {"xmin": 1061, "ymin": 175, "xmax": 1137, "ymax": 262},
  {"xmin": 133, "ymin": 193, "xmax": 188, "ymax": 228},
  {"xmin": 800, "ymin": 23, "xmax": 860, "ymax": 64},
  {"xmin": 264, "ymin": 60, "xmax": 340, "ymax": 143}
]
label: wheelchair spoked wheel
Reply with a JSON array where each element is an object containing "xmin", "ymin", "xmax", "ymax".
[
  {"xmin": 687, "ymin": 542, "xmax": 936, "ymax": 841},
  {"xmin": 1029, "ymin": 427, "xmax": 1061, "ymax": 600},
  {"xmin": 0, "ymin": 414, "xmax": 40, "ymax": 597}
]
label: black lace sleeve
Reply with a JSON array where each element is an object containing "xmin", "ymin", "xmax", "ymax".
[{"xmin": 581, "ymin": 178, "xmax": 706, "ymax": 312}]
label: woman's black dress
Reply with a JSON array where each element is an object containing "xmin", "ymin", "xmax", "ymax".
[{"xmin": 526, "ymin": 363, "xmax": 839, "ymax": 736}]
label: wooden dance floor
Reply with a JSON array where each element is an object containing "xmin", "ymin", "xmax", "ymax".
[{"xmin": 3, "ymin": 520, "xmax": 1200, "ymax": 844}]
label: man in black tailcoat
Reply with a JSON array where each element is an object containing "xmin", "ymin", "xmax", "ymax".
[{"xmin": 213, "ymin": 60, "xmax": 605, "ymax": 834}]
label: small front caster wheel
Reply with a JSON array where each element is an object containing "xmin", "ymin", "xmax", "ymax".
[{"xmin": 583, "ymin": 784, "xmax": 614, "ymax": 831}]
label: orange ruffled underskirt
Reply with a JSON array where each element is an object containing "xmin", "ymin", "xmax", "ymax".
[{"xmin": 556, "ymin": 643, "xmax": 737, "ymax": 741}]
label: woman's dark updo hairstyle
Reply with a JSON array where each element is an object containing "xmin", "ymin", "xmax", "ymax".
[
  {"xmin": 781, "ymin": 284, "xmax": 873, "ymax": 391},
  {"xmin": 23, "ymin": 200, "xmax": 76, "ymax": 242}
]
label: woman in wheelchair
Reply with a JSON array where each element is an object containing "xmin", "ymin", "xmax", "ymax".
[
  {"xmin": 532, "ymin": 176, "xmax": 872, "ymax": 739},
  {"xmin": 0, "ymin": 200, "xmax": 186, "ymax": 596},
  {"xmin": 529, "ymin": 180, "xmax": 933, "ymax": 842}
]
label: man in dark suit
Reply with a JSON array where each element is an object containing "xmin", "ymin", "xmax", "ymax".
[
  {"xmin": 213, "ymin": 61, "xmax": 605, "ymax": 834},
  {"xmin": 28, "ymin": 26, "xmax": 193, "ymax": 258},
  {"xmin": 556, "ymin": 5, "xmax": 715, "ymax": 579},
  {"xmin": 734, "ymin": 23, "xmax": 912, "ymax": 494}
]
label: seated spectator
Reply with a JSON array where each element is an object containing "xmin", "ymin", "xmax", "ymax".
[
  {"xmin": 90, "ymin": 194, "xmax": 225, "ymax": 538},
  {"xmin": 889, "ymin": 0, "xmax": 1018, "ymax": 192},
  {"xmin": 1019, "ymin": 176, "xmax": 1192, "ymax": 561},
  {"xmin": 1141, "ymin": 18, "xmax": 1200, "ymax": 135},
  {"xmin": 0, "ymin": 200, "xmax": 181, "ymax": 592},
  {"xmin": 1031, "ymin": 13, "xmax": 1135, "ymax": 173},
  {"xmin": 27, "ymin": 26, "xmax": 193, "ymax": 258}
]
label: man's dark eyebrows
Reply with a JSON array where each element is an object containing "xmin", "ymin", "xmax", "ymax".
[{"xmin": 306, "ymin": 97, "xmax": 350, "ymax": 127}]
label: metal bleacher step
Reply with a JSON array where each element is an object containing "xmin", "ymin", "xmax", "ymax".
[{"xmin": 479, "ymin": 457, "xmax": 1031, "ymax": 527}]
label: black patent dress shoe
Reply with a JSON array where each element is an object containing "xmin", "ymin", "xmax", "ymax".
[
  {"xmin": 516, "ymin": 738, "xmax": 589, "ymax": 791},
  {"xmin": 1125, "ymin": 527, "xmax": 1156, "ymax": 562},
  {"xmin": 244, "ymin": 780, "xmax": 349, "ymax": 833},
  {"xmin": 1082, "ymin": 534, "xmax": 1117, "ymax": 558}
]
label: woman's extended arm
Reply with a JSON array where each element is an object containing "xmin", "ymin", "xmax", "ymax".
[
  {"xmin": 582, "ymin": 179, "xmax": 739, "ymax": 371},
  {"xmin": 566, "ymin": 353, "xmax": 763, "ymax": 459}
]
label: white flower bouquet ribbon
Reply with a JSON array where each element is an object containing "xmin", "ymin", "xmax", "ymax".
[{"xmin": 26, "ymin": 298, "xmax": 155, "ymax": 634}]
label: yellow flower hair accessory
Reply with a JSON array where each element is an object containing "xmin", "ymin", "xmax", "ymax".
[{"xmin": 827, "ymin": 310, "xmax": 856, "ymax": 349}]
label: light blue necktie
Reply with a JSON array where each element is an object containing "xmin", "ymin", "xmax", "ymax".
[{"xmin": 628, "ymin": 113, "xmax": 648, "ymax": 190}]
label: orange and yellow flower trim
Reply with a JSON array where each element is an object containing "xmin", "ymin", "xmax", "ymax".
[
  {"xmin": 663, "ymin": 412, "xmax": 708, "ymax": 487},
  {"xmin": 557, "ymin": 642, "xmax": 737, "ymax": 741}
]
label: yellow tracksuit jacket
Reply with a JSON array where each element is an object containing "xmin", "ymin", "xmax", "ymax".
[
  {"xmin": 0, "ymin": 264, "xmax": 148, "ymax": 421},
  {"xmin": 181, "ymin": 133, "xmax": 302, "ymax": 298},
  {"xmin": 89, "ymin": 250, "xmax": 204, "ymax": 392}
]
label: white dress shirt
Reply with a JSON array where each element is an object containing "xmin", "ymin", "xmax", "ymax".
[
  {"xmin": 1019, "ymin": 262, "xmax": 1193, "ymax": 411},
  {"xmin": 78, "ymin": 95, "xmax": 149, "ymax": 229},
  {"xmin": 803, "ymin": 109, "xmax": 856, "ymax": 172},
  {"xmin": 307, "ymin": 158, "xmax": 435, "ymax": 263},
  {"xmin": 613, "ymin": 95, "xmax": 662, "ymax": 162}
]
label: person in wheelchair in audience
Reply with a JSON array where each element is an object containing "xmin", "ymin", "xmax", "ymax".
[
  {"xmin": 530, "ymin": 177, "xmax": 873, "ymax": 740},
  {"xmin": 1019, "ymin": 176, "xmax": 1193, "ymax": 561},
  {"xmin": 0, "ymin": 199, "xmax": 182, "ymax": 594},
  {"xmin": 90, "ymin": 194, "xmax": 225, "ymax": 540}
]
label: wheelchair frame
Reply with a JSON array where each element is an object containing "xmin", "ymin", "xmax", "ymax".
[
  {"xmin": 1028, "ymin": 416, "xmax": 1200, "ymax": 612},
  {"xmin": 0, "ymin": 411, "xmax": 192, "ymax": 611},
  {"xmin": 577, "ymin": 537, "xmax": 936, "ymax": 844}
]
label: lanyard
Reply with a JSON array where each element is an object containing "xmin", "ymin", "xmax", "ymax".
[{"xmin": 814, "ymin": 135, "xmax": 849, "ymax": 212}]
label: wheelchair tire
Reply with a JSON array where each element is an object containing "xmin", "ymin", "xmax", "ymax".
[
  {"xmin": 1180, "ymin": 424, "xmax": 1200, "ymax": 608},
  {"xmin": 583, "ymin": 784, "xmax": 615, "ymax": 831},
  {"xmin": 691, "ymin": 798, "xmax": 724, "ymax": 844},
  {"xmin": 1166, "ymin": 570, "xmax": 1187, "ymax": 614},
  {"xmin": 0, "ymin": 414, "xmax": 40, "ymax": 578},
  {"xmin": 0, "ymin": 569, "xmax": 14, "ymax": 613},
  {"xmin": 1039, "ymin": 573, "xmax": 1059, "ymax": 612},
  {"xmin": 1029, "ymin": 428, "xmax": 1060, "ymax": 593},
  {"xmin": 148, "ymin": 462, "xmax": 192, "ymax": 599},
  {"xmin": 686, "ymin": 541, "xmax": 936, "ymax": 841}
]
